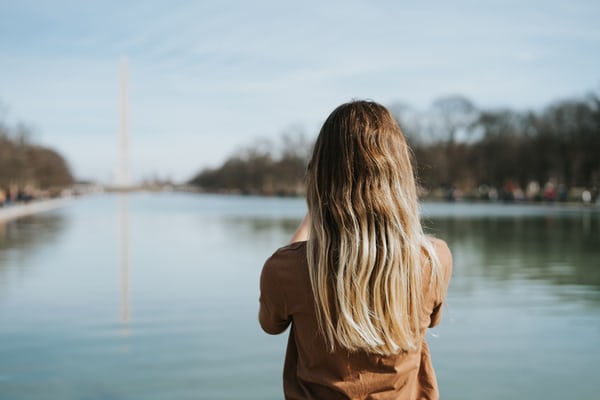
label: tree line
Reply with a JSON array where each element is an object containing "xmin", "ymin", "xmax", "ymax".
[
  {"xmin": 190, "ymin": 92, "xmax": 599, "ymax": 200},
  {"xmin": 190, "ymin": 128, "xmax": 311, "ymax": 196},
  {"xmin": 400, "ymin": 94, "xmax": 600, "ymax": 200},
  {"xmin": 0, "ymin": 112, "xmax": 73, "ymax": 198}
]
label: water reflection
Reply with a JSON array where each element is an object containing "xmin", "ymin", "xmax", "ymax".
[
  {"xmin": 0, "ymin": 213, "xmax": 68, "ymax": 291},
  {"xmin": 118, "ymin": 194, "xmax": 131, "ymax": 336},
  {"xmin": 426, "ymin": 215, "xmax": 600, "ymax": 295},
  {"xmin": 222, "ymin": 216, "xmax": 300, "ymax": 237}
]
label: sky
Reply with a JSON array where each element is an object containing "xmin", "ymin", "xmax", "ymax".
[{"xmin": 1, "ymin": 0, "xmax": 599, "ymax": 184}]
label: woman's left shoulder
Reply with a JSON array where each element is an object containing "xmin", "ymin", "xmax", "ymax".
[{"xmin": 262, "ymin": 241, "xmax": 307, "ymax": 278}]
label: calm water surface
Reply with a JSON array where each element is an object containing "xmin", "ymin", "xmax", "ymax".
[{"xmin": 0, "ymin": 193, "xmax": 599, "ymax": 399}]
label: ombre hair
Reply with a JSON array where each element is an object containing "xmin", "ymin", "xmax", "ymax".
[{"xmin": 306, "ymin": 100, "xmax": 444, "ymax": 355}]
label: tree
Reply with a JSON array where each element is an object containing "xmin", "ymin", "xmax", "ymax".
[{"xmin": 0, "ymin": 111, "xmax": 73, "ymax": 190}]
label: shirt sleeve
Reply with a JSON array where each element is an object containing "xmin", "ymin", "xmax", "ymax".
[
  {"xmin": 259, "ymin": 255, "xmax": 292, "ymax": 334},
  {"xmin": 428, "ymin": 239, "xmax": 453, "ymax": 328}
]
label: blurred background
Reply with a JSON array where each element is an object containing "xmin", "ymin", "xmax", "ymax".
[{"xmin": 1, "ymin": 1, "xmax": 599, "ymax": 399}]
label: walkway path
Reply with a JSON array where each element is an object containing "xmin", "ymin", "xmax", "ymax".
[{"xmin": 0, "ymin": 198, "xmax": 71, "ymax": 222}]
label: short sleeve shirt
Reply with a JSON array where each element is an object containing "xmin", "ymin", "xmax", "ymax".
[{"xmin": 259, "ymin": 240, "xmax": 452, "ymax": 400}]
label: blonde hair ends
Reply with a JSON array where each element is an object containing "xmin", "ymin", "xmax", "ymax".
[{"xmin": 306, "ymin": 101, "xmax": 445, "ymax": 355}]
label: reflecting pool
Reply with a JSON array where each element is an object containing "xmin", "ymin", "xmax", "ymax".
[{"xmin": 0, "ymin": 193, "xmax": 598, "ymax": 399}]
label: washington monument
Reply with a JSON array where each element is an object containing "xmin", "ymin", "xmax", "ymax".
[{"xmin": 117, "ymin": 57, "xmax": 130, "ymax": 188}]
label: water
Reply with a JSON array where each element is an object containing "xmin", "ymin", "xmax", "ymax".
[{"xmin": 0, "ymin": 193, "xmax": 598, "ymax": 399}]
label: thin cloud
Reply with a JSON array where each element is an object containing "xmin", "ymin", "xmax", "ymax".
[{"xmin": 1, "ymin": 0, "xmax": 599, "ymax": 182}]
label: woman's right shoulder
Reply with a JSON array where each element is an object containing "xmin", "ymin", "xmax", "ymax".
[
  {"xmin": 428, "ymin": 237, "xmax": 451, "ymax": 265},
  {"xmin": 425, "ymin": 236, "xmax": 453, "ymax": 285}
]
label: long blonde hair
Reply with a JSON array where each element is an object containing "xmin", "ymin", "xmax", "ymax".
[{"xmin": 306, "ymin": 101, "xmax": 443, "ymax": 355}]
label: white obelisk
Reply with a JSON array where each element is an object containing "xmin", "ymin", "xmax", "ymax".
[{"xmin": 118, "ymin": 57, "xmax": 130, "ymax": 188}]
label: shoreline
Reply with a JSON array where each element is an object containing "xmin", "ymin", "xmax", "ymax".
[{"xmin": 0, "ymin": 198, "xmax": 72, "ymax": 222}]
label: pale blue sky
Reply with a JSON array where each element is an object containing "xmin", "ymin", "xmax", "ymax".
[{"xmin": 1, "ymin": 0, "xmax": 599, "ymax": 183}]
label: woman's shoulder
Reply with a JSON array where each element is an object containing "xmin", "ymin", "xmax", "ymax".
[
  {"xmin": 262, "ymin": 241, "xmax": 308, "ymax": 279},
  {"xmin": 428, "ymin": 237, "xmax": 452, "ymax": 267},
  {"xmin": 425, "ymin": 236, "xmax": 453, "ymax": 296},
  {"xmin": 268, "ymin": 240, "xmax": 307, "ymax": 263},
  {"xmin": 422, "ymin": 236, "xmax": 453, "ymax": 289}
]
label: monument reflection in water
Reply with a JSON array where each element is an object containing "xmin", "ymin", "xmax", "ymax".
[{"xmin": 119, "ymin": 194, "xmax": 130, "ymax": 336}]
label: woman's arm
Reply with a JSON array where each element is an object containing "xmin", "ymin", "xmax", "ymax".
[{"xmin": 290, "ymin": 213, "xmax": 310, "ymax": 243}]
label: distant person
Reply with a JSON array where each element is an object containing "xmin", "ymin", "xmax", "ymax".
[
  {"xmin": 259, "ymin": 101, "xmax": 453, "ymax": 399},
  {"xmin": 582, "ymin": 189, "xmax": 592, "ymax": 205}
]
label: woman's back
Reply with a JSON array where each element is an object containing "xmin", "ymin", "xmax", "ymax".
[
  {"xmin": 259, "ymin": 101, "xmax": 452, "ymax": 399},
  {"xmin": 260, "ymin": 238, "xmax": 452, "ymax": 399}
]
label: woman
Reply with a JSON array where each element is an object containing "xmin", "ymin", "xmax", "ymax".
[{"xmin": 259, "ymin": 101, "xmax": 452, "ymax": 399}]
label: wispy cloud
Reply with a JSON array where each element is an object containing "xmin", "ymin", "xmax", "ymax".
[{"xmin": 1, "ymin": 0, "xmax": 599, "ymax": 182}]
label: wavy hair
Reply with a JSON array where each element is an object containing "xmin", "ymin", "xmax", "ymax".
[{"xmin": 306, "ymin": 100, "xmax": 444, "ymax": 355}]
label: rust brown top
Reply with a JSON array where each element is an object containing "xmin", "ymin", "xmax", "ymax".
[{"xmin": 259, "ymin": 239, "xmax": 452, "ymax": 400}]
